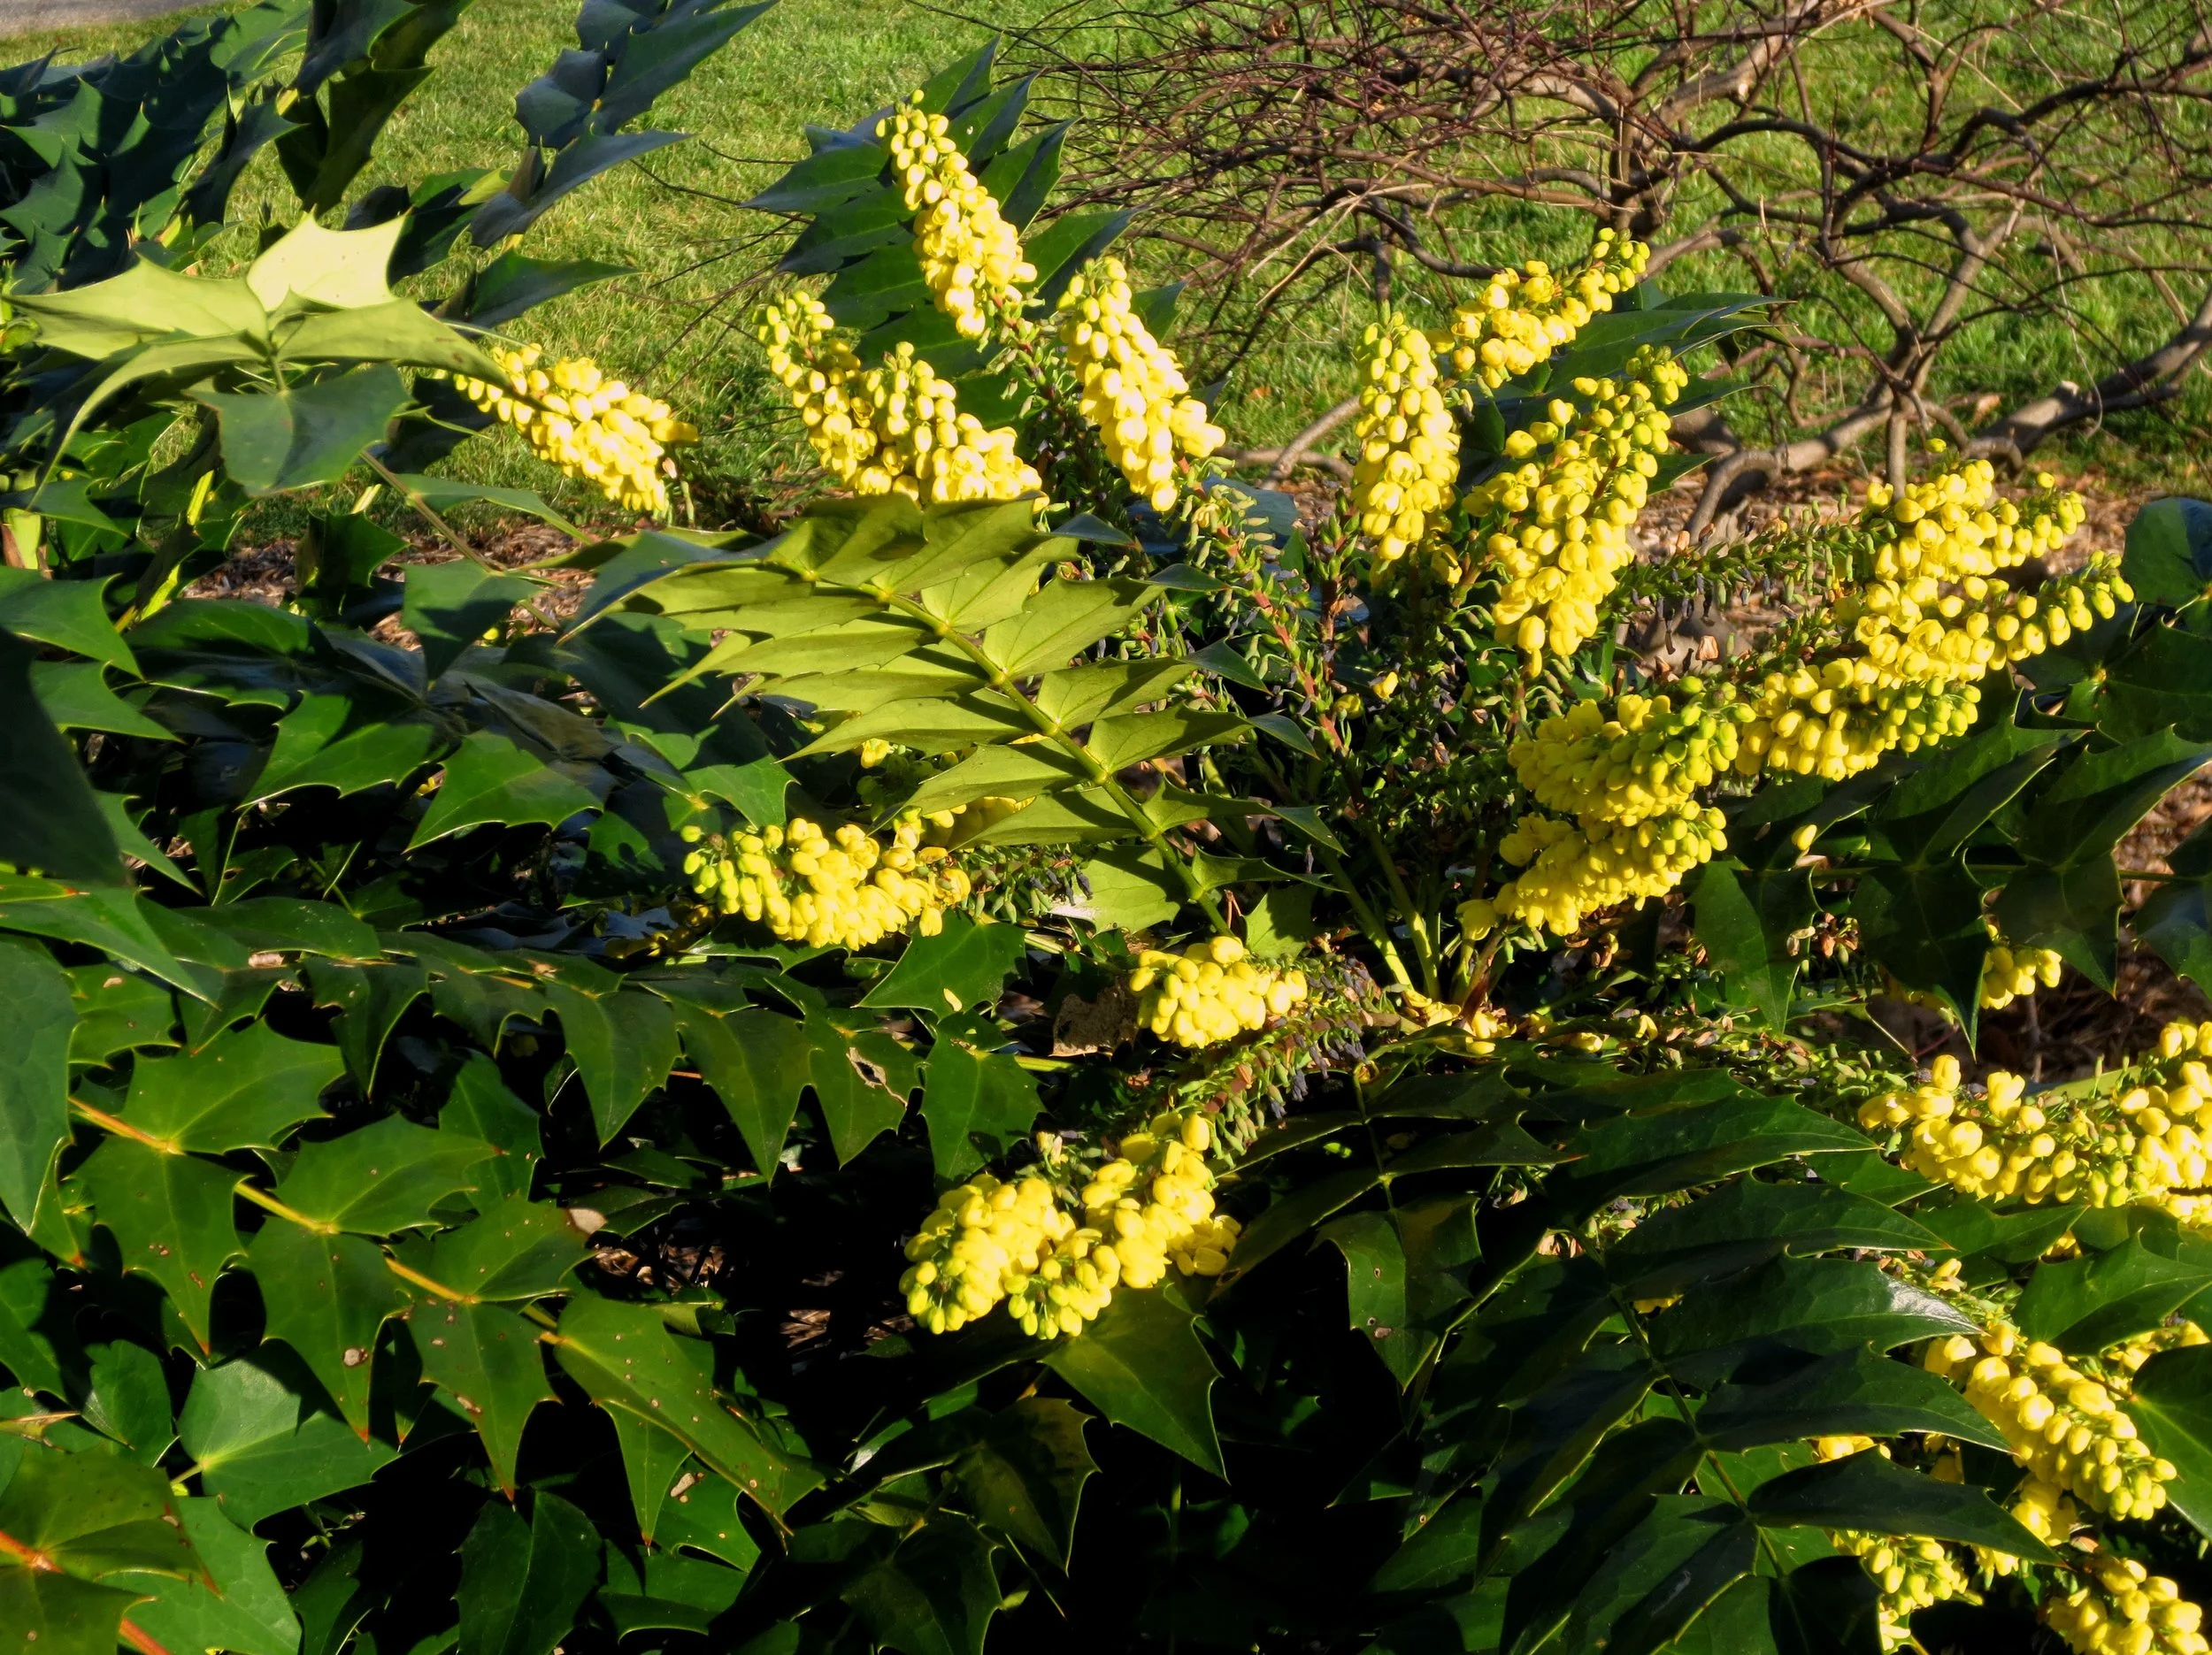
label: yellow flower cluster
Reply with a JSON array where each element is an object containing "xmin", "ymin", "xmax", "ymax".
[
  {"xmin": 755, "ymin": 299, "xmax": 1039, "ymax": 503},
  {"xmin": 879, "ymin": 93, "xmax": 1035, "ymax": 339},
  {"xmin": 1127, "ymin": 934, "xmax": 1310, "ymax": 1048},
  {"xmin": 1857, "ymin": 1055, "xmax": 2212, "ymax": 1220},
  {"xmin": 1985, "ymin": 939, "xmax": 2064, "ymax": 1009},
  {"xmin": 1728, "ymin": 462, "xmax": 2107, "ymax": 785},
  {"xmin": 2104, "ymin": 1320, "xmax": 2210, "ymax": 1384},
  {"xmin": 1080, "ymin": 1112, "xmax": 1241, "ymax": 1286},
  {"xmin": 1446, "ymin": 229, "xmax": 1648, "ymax": 390},
  {"xmin": 1350, "ymin": 310, "xmax": 1459, "ymax": 564},
  {"xmin": 1056, "ymin": 257, "xmax": 1224, "ymax": 514},
  {"xmin": 678, "ymin": 816, "xmax": 971, "ymax": 949},
  {"xmin": 1509, "ymin": 679, "xmax": 1747, "ymax": 824},
  {"xmin": 898, "ymin": 1114, "xmax": 1240, "ymax": 1339},
  {"xmin": 2044, "ymin": 1552, "xmax": 2209, "ymax": 1655},
  {"xmin": 1832, "ymin": 1530, "xmax": 1978, "ymax": 1651},
  {"xmin": 1492, "ymin": 806, "xmax": 1727, "ymax": 938},
  {"xmin": 918, "ymin": 794, "xmax": 1031, "ymax": 847},
  {"xmin": 2009, "ymin": 1475, "xmax": 2082, "ymax": 1552},
  {"xmin": 452, "ymin": 344, "xmax": 694, "ymax": 516},
  {"xmin": 1924, "ymin": 1323, "xmax": 2177, "ymax": 1523},
  {"xmin": 1464, "ymin": 347, "xmax": 1688, "ymax": 663}
]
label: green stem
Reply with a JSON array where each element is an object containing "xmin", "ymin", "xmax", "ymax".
[{"xmin": 1359, "ymin": 819, "xmax": 1438, "ymax": 997}]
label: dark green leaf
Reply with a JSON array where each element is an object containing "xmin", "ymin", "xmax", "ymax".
[
  {"xmin": 0, "ymin": 632, "xmax": 124, "ymax": 886},
  {"xmin": 1550, "ymin": 1096, "xmax": 1869, "ymax": 1216},
  {"xmin": 249, "ymin": 1223, "xmax": 405, "ymax": 1437},
  {"xmin": 2015, "ymin": 1237, "xmax": 2212, "ymax": 1352},
  {"xmin": 1322, "ymin": 1193, "xmax": 1480, "ymax": 1389},
  {"xmin": 1747, "ymin": 1451, "xmax": 2054, "ymax": 1558},
  {"xmin": 807, "ymin": 1020, "xmax": 914, "ymax": 1165},
  {"xmin": 1044, "ymin": 1287, "xmax": 1223, "ymax": 1477},
  {"xmin": 541, "ymin": 977, "xmax": 679, "ymax": 1145},
  {"xmin": 1606, "ymin": 1179, "xmax": 1945, "ymax": 1298},
  {"xmin": 0, "ymin": 1444, "xmax": 198, "ymax": 1577},
  {"xmin": 81, "ymin": 1339, "xmax": 175, "ymax": 1465},
  {"xmin": 405, "ymin": 561, "xmax": 540, "ymax": 679},
  {"xmin": 0, "ymin": 1571, "xmax": 146, "ymax": 1655},
  {"xmin": 303, "ymin": 958, "xmax": 427, "ymax": 1092},
  {"xmin": 408, "ymin": 1298, "xmax": 555, "ymax": 1498},
  {"xmin": 656, "ymin": 1467, "xmax": 762, "ymax": 1570},
  {"xmin": 408, "ymin": 1194, "xmax": 591, "ymax": 1302},
  {"xmin": 1648, "ymin": 1256, "xmax": 1976, "ymax": 1385},
  {"xmin": 456, "ymin": 1492, "xmax": 599, "ymax": 1655},
  {"xmin": 841, "ymin": 1513, "xmax": 999, "ymax": 1655},
  {"xmin": 65, "ymin": 965, "xmax": 178, "ymax": 1066},
  {"xmin": 78, "ymin": 1138, "xmax": 243, "ymax": 1351},
  {"xmin": 944, "ymin": 1398, "xmax": 1094, "ymax": 1567},
  {"xmin": 0, "ymin": 569, "xmax": 134, "ymax": 671},
  {"xmin": 271, "ymin": 1115, "xmax": 493, "ymax": 1235},
  {"xmin": 2129, "ymin": 1345, "xmax": 2212, "ymax": 1537},
  {"xmin": 2122, "ymin": 496, "xmax": 2212, "ymax": 608},
  {"xmin": 114, "ymin": 1021, "xmax": 339, "ymax": 1153},
  {"xmin": 919, "ymin": 1016, "xmax": 1039, "ymax": 1179},
  {"xmin": 671, "ymin": 1001, "xmax": 808, "ymax": 1177},
  {"xmin": 1559, "ymin": 1499, "xmax": 1756, "ymax": 1655},
  {"xmin": 0, "ymin": 939, "xmax": 71, "ymax": 1234},
  {"xmin": 1769, "ymin": 1559, "xmax": 1883, "ymax": 1655},
  {"xmin": 1696, "ymin": 1348, "xmax": 2008, "ymax": 1452},
  {"xmin": 1691, "ymin": 861, "xmax": 1810, "ymax": 1029}
]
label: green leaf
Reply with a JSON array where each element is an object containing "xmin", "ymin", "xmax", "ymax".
[
  {"xmin": 919, "ymin": 1015, "xmax": 1040, "ymax": 1179},
  {"xmin": 409, "ymin": 1195, "xmax": 592, "ymax": 1302},
  {"xmin": 456, "ymin": 1492, "xmax": 599, "ymax": 1655},
  {"xmin": 1043, "ymin": 1286, "xmax": 1223, "ymax": 1477},
  {"xmin": 541, "ymin": 977, "xmax": 679, "ymax": 1145},
  {"xmin": 0, "ymin": 939, "xmax": 71, "ymax": 1233},
  {"xmin": 113, "ymin": 1021, "xmax": 339, "ymax": 1153},
  {"xmin": 1696, "ymin": 1348, "xmax": 2008, "ymax": 1452},
  {"xmin": 551, "ymin": 1292, "xmax": 820, "ymax": 1515},
  {"xmin": 405, "ymin": 561, "xmax": 541, "ymax": 679},
  {"xmin": 1322, "ymin": 1194, "xmax": 1480, "ymax": 1388},
  {"xmin": 81, "ymin": 1339, "xmax": 176, "ymax": 1465},
  {"xmin": 113, "ymin": 1498, "xmax": 300, "ymax": 1655},
  {"xmin": 1647, "ymin": 1257, "xmax": 1976, "ymax": 1384},
  {"xmin": 1549, "ymin": 1096, "xmax": 1870, "ymax": 1216},
  {"xmin": 656, "ymin": 1467, "xmax": 762, "ymax": 1570},
  {"xmin": 1746, "ymin": 1451, "xmax": 2055, "ymax": 1559},
  {"xmin": 2122, "ymin": 496, "xmax": 2212, "ymax": 607},
  {"xmin": 612, "ymin": 1409, "xmax": 691, "ymax": 1545},
  {"xmin": 194, "ymin": 898, "xmax": 381, "ymax": 961},
  {"xmin": 841, "ymin": 1513, "xmax": 999, "ymax": 1655},
  {"xmin": 944, "ymin": 1398, "xmax": 1095, "ymax": 1567},
  {"xmin": 0, "ymin": 569, "xmax": 135, "ymax": 673},
  {"xmin": 860, "ymin": 913, "xmax": 1027, "ymax": 1012},
  {"xmin": 670, "ymin": 1001, "xmax": 808, "ymax": 1177},
  {"xmin": 1769, "ymin": 1559, "xmax": 1884, "ymax": 1655},
  {"xmin": 2014, "ymin": 1237, "xmax": 2212, "ymax": 1352},
  {"xmin": 410, "ymin": 732, "xmax": 599, "ymax": 848},
  {"xmin": 248, "ymin": 1223, "xmax": 405, "ymax": 1437},
  {"xmin": 1852, "ymin": 860, "xmax": 1987, "ymax": 1028},
  {"xmin": 1557, "ymin": 1499, "xmax": 1757, "ymax": 1655},
  {"xmin": 179, "ymin": 1356, "xmax": 396, "ymax": 1529},
  {"xmin": 0, "ymin": 633, "xmax": 125, "ymax": 886},
  {"xmin": 1605, "ymin": 1179, "xmax": 1945, "ymax": 1298},
  {"xmin": 407, "ymin": 1298, "xmax": 555, "ymax": 1497},
  {"xmin": 0, "ymin": 1243, "xmax": 75, "ymax": 1395},
  {"xmin": 1691, "ymin": 861, "xmax": 1810, "ymax": 1029},
  {"xmin": 65, "ymin": 965, "xmax": 178, "ymax": 1066},
  {"xmin": 0, "ymin": 1444, "xmax": 199, "ymax": 1576},
  {"xmin": 196, "ymin": 364, "xmax": 412, "ymax": 494},
  {"xmin": 250, "ymin": 693, "xmax": 444, "ymax": 804},
  {"xmin": 0, "ymin": 880, "xmax": 211, "ymax": 1000},
  {"xmin": 31, "ymin": 662, "xmax": 172, "ymax": 740},
  {"xmin": 439, "ymin": 1054, "xmax": 544, "ymax": 1199},
  {"xmin": 0, "ymin": 1572, "xmax": 147, "ymax": 1655},
  {"xmin": 2128, "ymin": 1345, "xmax": 2212, "ymax": 1537},
  {"xmin": 1220, "ymin": 1161, "xmax": 1386, "ymax": 1280},
  {"xmin": 1909, "ymin": 1191, "xmax": 2085, "ymax": 1265},
  {"xmin": 303, "ymin": 958, "xmax": 428, "ymax": 1092},
  {"xmin": 77, "ymin": 1138, "xmax": 243, "ymax": 1351},
  {"xmin": 271, "ymin": 1115, "xmax": 494, "ymax": 1235},
  {"xmin": 807, "ymin": 1020, "xmax": 915, "ymax": 1165}
]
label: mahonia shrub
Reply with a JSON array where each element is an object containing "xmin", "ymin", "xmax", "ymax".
[{"xmin": 7, "ymin": 20, "xmax": 2212, "ymax": 1655}]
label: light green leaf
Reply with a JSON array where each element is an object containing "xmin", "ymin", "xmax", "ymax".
[
  {"xmin": 979, "ymin": 576, "xmax": 1152, "ymax": 677},
  {"xmin": 410, "ymin": 732, "xmax": 599, "ymax": 848},
  {"xmin": 197, "ymin": 364, "xmax": 412, "ymax": 495},
  {"xmin": 1043, "ymin": 1286, "xmax": 1223, "ymax": 1476},
  {"xmin": 1070, "ymin": 847, "xmax": 1181, "ymax": 931},
  {"xmin": 246, "ymin": 217, "xmax": 404, "ymax": 310},
  {"xmin": 407, "ymin": 1195, "xmax": 591, "ymax": 1302},
  {"xmin": 77, "ymin": 1138, "xmax": 243, "ymax": 1351},
  {"xmin": 0, "ymin": 1571, "xmax": 148, "ymax": 1655},
  {"xmin": 65, "ymin": 966, "xmax": 178, "ymax": 1065},
  {"xmin": 81, "ymin": 1339, "xmax": 175, "ymax": 1465},
  {"xmin": 249, "ymin": 1223, "xmax": 406, "ymax": 1437},
  {"xmin": 0, "ymin": 939, "xmax": 71, "ymax": 1233},
  {"xmin": 179, "ymin": 1357, "xmax": 396, "ymax": 1529},
  {"xmin": 271, "ymin": 1115, "xmax": 493, "ymax": 1235},
  {"xmin": 860, "ymin": 913, "xmax": 1027, "ymax": 1012},
  {"xmin": 29, "ymin": 663, "xmax": 169, "ymax": 739},
  {"xmin": 0, "ymin": 1444, "xmax": 199, "ymax": 1577},
  {"xmin": 2015, "ymin": 1237, "xmax": 2212, "ymax": 1352},
  {"xmin": 112, "ymin": 1498, "xmax": 300, "ymax": 1655},
  {"xmin": 113, "ymin": 1021, "xmax": 339, "ymax": 1153}
]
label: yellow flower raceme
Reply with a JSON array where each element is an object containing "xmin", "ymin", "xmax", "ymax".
[
  {"xmin": 1080, "ymin": 1113, "xmax": 1241, "ymax": 1287},
  {"xmin": 1509, "ymin": 679, "xmax": 1747, "ymax": 825},
  {"xmin": 1924, "ymin": 1323, "xmax": 2178, "ymax": 1523},
  {"xmin": 1466, "ymin": 346, "xmax": 1688, "ymax": 662},
  {"xmin": 918, "ymin": 794, "xmax": 1032, "ymax": 847},
  {"xmin": 2043, "ymin": 1552, "xmax": 2210, "ymax": 1655},
  {"xmin": 1857, "ymin": 1054, "xmax": 2212, "ymax": 1221},
  {"xmin": 1832, "ymin": 1530, "xmax": 1978, "ymax": 1651},
  {"xmin": 901, "ymin": 1174, "xmax": 1077, "ymax": 1334},
  {"xmin": 1127, "ymin": 934, "xmax": 1310, "ymax": 1049},
  {"xmin": 1984, "ymin": 939, "xmax": 2065, "ymax": 1009},
  {"xmin": 452, "ymin": 344, "xmax": 694, "ymax": 516},
  {"xmin": 1861, "ymin": 462, "xmax": 2085, "ymax": 586},
  {"xmin": 1492, "ymin": 806, "xmax": 1727, "ymax": 938},
  {"xmin": 755, "ymin": 297, "xmax": 1040, "ymax": 503},
  {"xmin": 1056, "ymin": 257, "xmax": 1224, "ymax": 513},
  {"xmin": 1350, "ymin": 310, "xmax": 1459, "ymax": 565},
  {"xmin": 1447, "ymin": 229, "xmax": 1648, "ymax": 390},
  {"xmin": 879, "ymin": 93, "xmax": 1035, "ymax": 339},
  {"xmin": 680, "ymin": 816, "xmax": 971, "ymax": 950}
]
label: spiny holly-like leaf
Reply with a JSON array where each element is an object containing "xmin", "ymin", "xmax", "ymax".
[
  {"xmin": 407, "ymin": 1298, "xmax": 556, "ymax": 1498},
  {"xmin": 65, "ymin": 965, "xmax": 178, "ymax": 1066},
  {"xmin": 918, "ymin": 1016, "xmax": 1041, "ymax": 1179},
  {"xmin": 303, "ymin": 959, "xmax": 429, "ymax": 1093},
  {"xmin": 551, "ymin": 1292, "xmax": 820, "ymax": 1515},
  {"xmin": 0, "ymin": 632, "xmax": 126, "ymax": 888},
  {"xmin": 656, "ymin": 1467, "xmax": 764, "ymax": 1570},
  {"xmin": 0, "ymin": 1444, "xmax": 200, "ymax": 1577},
  {"xmin": 2129, "ymin": 1345, "xmax": 2212, "ymax": 1537},
  {"xmin": 110, "ymin": 1021, "xmax": 340, "ymax": 1153},
  {"xmin": 944, "ymin": 1398, "xmax": 1095, "ymax": 1568},
  {"xmin": 178, "ymin": 1357, "xmax": 396, "ymax": 1529},
  {"xmin": 440, "ymin": 1054, "xmax": 544, "ymax": 1199},
  {"xmin": 841, "ymin": 1513, "xmax": 1000, "ymax": 1655},
  {"xmin": 81, "ymin": 1339, "xmax": 175, "ymax": 1465},
  {"xmin": 2014, "ymin": 1237, "xmax": 2212, "ymax": 1353},
  {"xmin": 0, "ymin": 1573, "xmax": 150, "ymax": 1655},
  {"xmin": 248, "ymin": 1223, "xmax": 406, "ymax": 1437},
  {"xmin": 1695, "ymin": 1348, "xmax": 2008, "ymax": 1452},
  {"xmin": 0, "ymin": 1241, "xmax": 74, "ymax": 1396},
  {"xmin": 196, "ymin": 364, "xmax": 413, "ymax": 494},
  {"xmin": 1549, "ymin": 1096, "xmax": 1869, "ymax": 1216},
  {"xmin": 1605, "ymin": 1179, "xmax": 1946, "ymax": 1299},
  {"xmin": 403, "ymin": 1194, "xmax": 592, "ymax": 1302},
  {"xmin": 1323, "ymin": 1194, "xmax": 1480, "ymax": 1389},
  {"xmin": 614, "ymin": 1409, "xmax": 692, "ymax": 1545},
  {"xmin": 271, "ymin": 1115, "xmax": 494, "ymax": 1235},
  {"xmin": 404, "ymin": 561, "xmax": 540, "ymax": 679},
  {"xmin": 111, "ymin": 1498, "xmax": 299, "ymax": 1655},
  {"xmin": 859, "ymin": 913, "xmax": 1027, "ymax": 1012},
  {"xmin": 1745, "ymin": 1451, "xmax": 2055, "ymax": 1559},
  {"xmin": 77, "ymin": 1138, "xmax": 243, "ymax": 1351},
  {"xmin": 410, "ymin": 731, "xmax": 599, "ymax": 848},
  {"xmin": 456, "ymin": 1492, "xmax": 600, "ymax": 1655},
  {"xmin": 540, "ymin": 976, "xmax": 678, "ymax": 1145},
  {"xmin": 1043, "ymin": 1285, "xmax": 1224, "ymax": 1477},
  {"xmin": 808, "ymin": 1020, "xmax": 916, "ymax": 1165},
  {"xmin": 670, "ymin": 1001, "xmax": 809, "ymax": 1178},
  {"xmin": 1690, "ymin": 861, "xmax": 1811, "ymax": 1030},
  {"xmin": 0, "ymin": 938, "xmax": 72, "ymax": 1232},
  {"xmin": 1647, "ymin": 1256, "xmax": 1976, "ymax": 1386}
]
